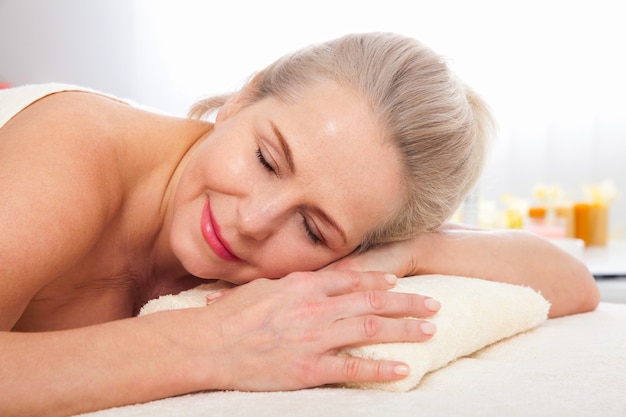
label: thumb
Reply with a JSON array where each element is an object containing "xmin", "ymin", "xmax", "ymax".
[{"xmin": 205, "ymin": 288, "xmax": 233, "ymax": 305}]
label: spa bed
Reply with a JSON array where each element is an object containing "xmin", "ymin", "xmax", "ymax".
[{"xmin": 79, "ymin": 278, "xmax": 626, "ymax": 417}]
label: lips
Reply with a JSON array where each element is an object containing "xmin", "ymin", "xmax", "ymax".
[{"xmin": 201, "ymin": 198, "xmax": 241, "ymax": 262}]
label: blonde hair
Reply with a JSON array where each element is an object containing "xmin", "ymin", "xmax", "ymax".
[{"xmin": 190, "ymin": 32, "xmax": 494, "ymax": 251}]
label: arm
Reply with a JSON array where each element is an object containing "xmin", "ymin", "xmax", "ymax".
[
  {"xmin": 0, "ymin": 92, "xmax": 179, "ymax": 414},
  {"xmin": 0, "ymin": 94, "xmax": 439, "ymax": 415},
  {"xmin": 328, "ymin": 223, "xmax": 600, "ymax": 318},
  {"xmin": 1, "ymin": 271, "xmax": 439, "ymax": 416},
  {"xmin": 0, "ymin": 92, "xmax": 122, "ymax": 329},
  {"xmin": 1, "ymin": 311, "xmax": 210, "ymax": 415}
]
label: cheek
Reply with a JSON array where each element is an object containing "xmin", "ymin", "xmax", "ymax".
[
  {"xmin": 254, "ymin": 237, "xmax": 351, "ymax": 278},
  {"xmin": 200, "ymin": 141, "xmax": 254, "ymax": 193},
  {"xmin": 218, "ymin": 147, "xmax": 249, "ymax": 177}
]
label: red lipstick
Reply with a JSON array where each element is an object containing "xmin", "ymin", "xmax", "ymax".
[{"xmin": 201, "ymin": 199, "xmax": 241, "ymax": 262}]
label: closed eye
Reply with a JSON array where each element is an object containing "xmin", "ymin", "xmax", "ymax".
[
  {"xmin": 257, "ymin": 144, "xmax": 323, "ymax": 246},
  {"xmin": 256, "ymin": 148, "xmax": 276, "ymax": 174},
  {"xmin": 301, "ymin": 216, "xmax": 322, "ymax": 245}
]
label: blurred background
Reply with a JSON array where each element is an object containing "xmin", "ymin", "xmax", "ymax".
[{"xmin": 1, "ymin": 0, "xmax": 624, "ymax": 237}]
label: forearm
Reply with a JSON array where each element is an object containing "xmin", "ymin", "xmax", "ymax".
[
  {"xmin": 1, "ymin": 309, "xmax": 214, "ymax": 417},
  {"xmin": 2, "ymin": 271, "xmax": 446, "ymax": 415},
  {"xmin": 414, "ymin": 226, "xmax": 600, "ymax": 317}
]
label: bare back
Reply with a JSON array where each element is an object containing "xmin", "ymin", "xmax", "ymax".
[{"xmin": 0, "ymin": 90, "xmax": 211, "ymax": 331}]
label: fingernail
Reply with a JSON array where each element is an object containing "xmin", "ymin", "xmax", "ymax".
[
  {"xmin": 384, "ymin": 273, "xmax": 397, "ymax": 285},
  {"xmin": 394, "ymin": 364, "xmax": 410, "ymax": 376},
  {"xmin": 424, "ymin": 298, "xmax": 441, "ymax": 312},
  {"xmin": 420, "ymin": 321, "xmax": 437, "ymax": 335},
  {"xmin": 206, "ymin": 291, "xmax": 224, "ymax": 305}
]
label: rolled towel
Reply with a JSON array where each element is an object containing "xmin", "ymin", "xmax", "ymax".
[
  {"xmin": 139, "ymin": 275, "xmax": 549, "ymax": 392},
  {"xmin": 340, "ymin": 275, "xmax": 549, "ymax": 391},
  {"xmin": 139, "ymin": 280, "xmax": 234, "ymax": 315}
]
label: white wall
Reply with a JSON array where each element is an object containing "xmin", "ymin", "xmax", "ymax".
[
  {"xmin": 0, "ymin": 0, "xmax": 135, "ymax": 97},
  {"xmin": 1, "ymin": 0, "xmax": 624, "ymax": 235}
]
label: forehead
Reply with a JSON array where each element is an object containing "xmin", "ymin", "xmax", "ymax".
[{"xmin": 260, "ymin": 81, "xmax": 405, "ymax": 246}]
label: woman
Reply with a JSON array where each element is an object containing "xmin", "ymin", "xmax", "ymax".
[{"xmin": 0, "ymin": 33, "xmax": 598, "ymax": 416}]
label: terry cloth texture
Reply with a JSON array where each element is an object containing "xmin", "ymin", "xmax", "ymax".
[{"xmin": 140, "ymin": 275, "xmax": 550, "ymax": 391}]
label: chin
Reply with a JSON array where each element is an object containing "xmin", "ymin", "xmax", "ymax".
[{"xmin": 176, "ymin": 254, "xmax": 258, "ymax": 285}]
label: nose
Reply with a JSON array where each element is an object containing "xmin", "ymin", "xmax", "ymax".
[{"xmin": 236, "ymin": 194, "xmax": 285, "ymax": 241}]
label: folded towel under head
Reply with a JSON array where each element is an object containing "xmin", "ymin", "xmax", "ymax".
[{"xmin": 139, "ymin": 275, "xmax": 549, "ymax": 392}]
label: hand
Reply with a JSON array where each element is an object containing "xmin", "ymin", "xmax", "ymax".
[
  {"xmin": 200, "ymin": 270, "xmax": 439, "ymax": 391},
  {"xmin": 324, "ymin": 238, "xmax": 422, "ymax": 278}
]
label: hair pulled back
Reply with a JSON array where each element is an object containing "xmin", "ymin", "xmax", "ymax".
[{"xmin": 190, "ymin": 32, "xmax": 494, "ymax": 251}]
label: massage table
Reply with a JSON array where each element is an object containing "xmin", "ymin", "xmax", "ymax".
[{"xmin": 79, "ymin": 277, "xmax": 626, "ymax": 417}]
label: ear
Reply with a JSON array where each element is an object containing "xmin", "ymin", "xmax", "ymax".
[
  {"xmin": 215, "ymin": 92, "xmax": 246, "ymax": 123},
  {"xmin": 215, "ymin": 73, "xmax": 262, "ymax": 123}
]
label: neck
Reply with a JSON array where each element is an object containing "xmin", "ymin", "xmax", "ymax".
[{"xmin": 141, "ymin": 120, "xmax": 214, "ymax": 302}]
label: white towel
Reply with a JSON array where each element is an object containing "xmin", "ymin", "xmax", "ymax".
[
  {"xmin": 0, "ymin": 83, "xmax": 90, "ymax": 128},
  {"xmin": 340, "ymin": 275, "xmax": 549, "ymax": 391},
  {"xmin": 139, "ymin": 280, "xmax": 234, "ymax": 315},
  {"xmin": 139, "ymin": 275, "xmax": 549, "ymax": 392}
]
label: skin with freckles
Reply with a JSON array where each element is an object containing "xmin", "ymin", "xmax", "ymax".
[{"xmin": 169, "ymin": 80, "xmax": 403, "ymax": 283}]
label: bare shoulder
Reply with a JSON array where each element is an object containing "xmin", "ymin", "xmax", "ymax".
[
  {"xmin": 437, "ymin": 222, "xmax": 485, "ymax": 232},
  {"xmin": 2, "ymin": 89, "xmax": 136, "ymax": 147},
  {"xmin": 0, "ymin": 90, "xmax": 162, "ymax": 197},
  {"xmin": 0, "ymin": 91, "xmax": 133, "ymax": 328},
  {"xmin": 0, "ymin": 91, "xmax": 207, "ymax": 329},
  {"xmin": 1, "ymin": 90, "xmax": 133, "ymax": 167},
  {"xmin": 0, "ymin": 91, "xmax": 130, "ymax": 238}
]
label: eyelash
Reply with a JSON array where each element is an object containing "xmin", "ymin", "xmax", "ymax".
[
  {"xmin": 301, "ymin": 217, "xmax": 322, "ymax": 245},
  {"xmin": 256, "ymin": 147, "xmax": 322, "ymax": 245},
  {"xmin": 256, "ymin": 148, "xmax": 275, "ymax": 173}
]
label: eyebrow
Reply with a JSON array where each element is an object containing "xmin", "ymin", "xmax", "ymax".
[
  {"xmin": 311, "ymin": 206, "xmax": 348, "ymax": 247},
  {"xmin": 270, "ymin": 122, "xmax": 348, "ymax": 247},
  {"xmin": 271, "ymin": 122, "xmax": 295, "ymax": 174}
]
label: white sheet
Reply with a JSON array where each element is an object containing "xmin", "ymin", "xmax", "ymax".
[{"xmin": 80, "ymin": 302, "xmax": 626, "ymax": 417}]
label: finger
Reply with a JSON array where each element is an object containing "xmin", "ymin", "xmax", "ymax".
[
  {"xmin": 205, "ymin": 288, "xmax": 235, "ymax": 305},
  {"xmin": 328, "ymin": 289, "xmax": 440, "ymax": 319},
  {"xmin": 308, "ymin": 355, "xmax": 411, "ymax": 387},
  {"xmin": 314, "ymin": 270, "xmax": 398, "ymax": 297},
  {"xmin": 328, "ymin": 315, "xmax": 436, "ymax": 348}
]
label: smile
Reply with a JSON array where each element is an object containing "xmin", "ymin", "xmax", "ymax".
[{"xmin": 201, "ymin": 198, "xmax": 241, "ymax": 262}]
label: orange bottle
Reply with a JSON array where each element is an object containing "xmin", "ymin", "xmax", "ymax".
[
  {"xmin": 574, "ymin": 203, "xmax": 591, "ymax": 245},
  {"xmin": 574, "ymin": 203, "xmax": 608, "ymax": 246}
]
